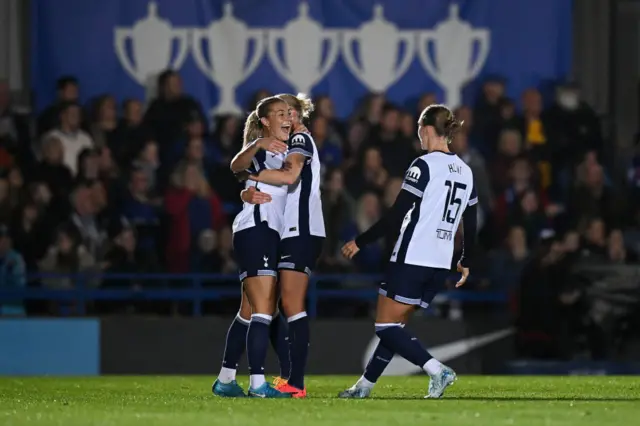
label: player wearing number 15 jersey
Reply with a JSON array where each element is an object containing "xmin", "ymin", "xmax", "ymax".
[{"xmin": 339, "ymin": 104, "xmax": 478, "ymax": 399}]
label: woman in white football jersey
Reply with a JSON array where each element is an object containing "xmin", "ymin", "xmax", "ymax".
[
  {"xmin": 212, "ymin": 95, "xmax": 292, "ymax": 399},
  {"xmin": 340, "ymin": 105, "xmax": 476, "ymax": 399},
  {"xmin": 247, "ymin": 93, "xmax": 325, "ymax": 398}
]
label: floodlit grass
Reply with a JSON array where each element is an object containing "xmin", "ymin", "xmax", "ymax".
[{"xmin": 1, "ymin": 375, "xmax": 639, "ymax": 425}]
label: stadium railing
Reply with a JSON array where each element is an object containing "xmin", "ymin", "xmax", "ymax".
[{"xmin": 0, "ymin": 273, "xmax": 508, "ymax": 316}]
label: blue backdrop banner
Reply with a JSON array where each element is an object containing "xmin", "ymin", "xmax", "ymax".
[{"xmin": 31, "ymin": 0, "xmax": 572, "ymax": 118}]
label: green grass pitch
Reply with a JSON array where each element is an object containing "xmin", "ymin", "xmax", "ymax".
[{"xmin": 1, "ymin": 376, "xmax": 639, "ymax": 425}]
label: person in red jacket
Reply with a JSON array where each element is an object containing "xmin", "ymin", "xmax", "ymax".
[{"xmin": 164, "ymin": 161, "xmax": 226, "ymax": 272}]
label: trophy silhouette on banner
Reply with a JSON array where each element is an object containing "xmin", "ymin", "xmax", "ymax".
[
  {"xmin": 341, "ymin": 5, "xmax": 415, "ymax": 92},
  {"xmin": 191, "ymin": 3, "xmax": 265, "ymax": 115},
  {"xmin": 114, "ymin": 2, "xmax": 189, "ymax": 100},
  {"xmin": 417, "ymin": 4, "xmax": 490, "ymax": 108},
  {"xmin": 267, "ymin": 2, "xmax": 339, "ymax": 94}
]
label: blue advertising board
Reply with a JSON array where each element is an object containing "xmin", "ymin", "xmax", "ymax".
[
  {"xmin": 0, "ymin": 319, "xmax": 99, "ymax": 376},
  {"xmin": 31, "ymin": 0, "xmax": 572, "ymax": 117}
]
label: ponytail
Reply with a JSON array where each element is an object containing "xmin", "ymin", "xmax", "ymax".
[
  {"xmin": 243, "ymin": 111, "xmax": 261, "ymax": 145},
  {"xmin": 419, "ymin": 104, "xmax": 463, "ymax": 143}
]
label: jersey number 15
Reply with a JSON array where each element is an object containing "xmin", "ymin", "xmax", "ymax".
[{"xmin": 442, "ymin": 180, "xmax": 467, "ymax": 224}]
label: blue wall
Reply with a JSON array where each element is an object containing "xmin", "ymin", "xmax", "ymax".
[{"xmin": 0, "ymin": 319, "xmax": 100, "ymax": 376}]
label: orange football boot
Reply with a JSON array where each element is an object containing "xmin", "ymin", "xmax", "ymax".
[{"xmin": 277, "ymin": 382, "xmax": 307, "ymax": 398}]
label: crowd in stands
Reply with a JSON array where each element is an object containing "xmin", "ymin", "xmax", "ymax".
[{"xmin": 1, "ymin": 71, "xmax": 639, "ymax": 349}]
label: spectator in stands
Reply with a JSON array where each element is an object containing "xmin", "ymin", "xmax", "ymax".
[
  {"xmin": 320, "ymin": 168, "xmax": 355, "ymax": 272},
  {"xmin": 211, "ymin": 226, "xmax": 236, "ymax": 275},
  {"xmin": 493, "ymin": 156, "xmax": 548, "ymax": 239},
  {"xmin": 0, "ymin": 80, "xmax": 32, "ymax": 171},
  {"xmin": 100, "ymin": 219, "xmax": 157, "ymax": 314},
  {"xmin": 399, "ymin": 111, "xmax": 419, "ymax": 151},
  {"xmin": 489, "ymin": 226, "xmax": 529, "ymax": 291},
  {"xmin": 32, "ymin": 136, "xmax": 73, "ymax": 198},
  {"xmin": 89, "ymin": 95, "xmax": 118, "ymax": 149},
  {"xmin": 355, "ymin": 93, "xmax": 385, "ymax": 126},
  {"xmin": 10, "ymin": 201, "xmax": 48, "ymax": 271},
  {"xmin": 345, "ymin": 147, "xmax": 388, "ymax": 197},
  {"xmin": 607, "ymin": 229, "xmax": 634, "ymax": 264},
  {"xmin": 45, "ymin": 101, "xmax": 93, "ymax": 175},
  {"xmin": 342, "ymin": 120, "xmax": 368, "ymax": 169},
  {"xmin": 489, "ymin": 128, "xmax": 523, "ymax": 193},
  {"xmin": 70, "ymin": 183, "xmax": 107, "ymax": 261},
  {"xmin": 0, "ymin": 224, "xmax": 26, "ymax": 316},
  {"xmin": 167, "ymin": 113, "xmax": 215, "ymax": 183},
  {"xmin": 30, "ymin": 181, "xmax": 66, "ymax": 234},
  {"xmin": 450, "ymin": 131, "xmax": 493, "ymax": 214},
  {"xmin": 191, "ymin": 229, "xmax": 231, "ymax": 274},
  {"xmin": 131, "ymin": 140, "xmax": 160, "ymax": 194},
  {"xmin": 312, "ymin": 116, "xmax": 342, "ymax": 170},
  {"xmin": 96, "ymin": 146, "xmax": 121, "ymax": 198},
  {"xmin": 313, "ymin": 95, "xmax": 343, "ymax": 142},
  {"xmin": 143, "ymin": 70, "xmax": 205, "ymax": 150},
  {"xmin": 210, "ymin": 114, "xmax": 241, "ymax": 166},
  {"xmin": 114, "ymin": 98, "xmax": 150, "ymax": 165},
  {"xmin": 499, "ymin": 98, "xmax": 519, "ymax": 130},
  {"xmin": 5, "ymin": 166, "xmax": 26, "ymax": 212},
  {"xmin": 517, "ymin": 88, "xmax": 553, "ymax": 188},
  {"xmin": 546, "ymin": 83, "xmax": 603, "ymax": 163},
  {"xmin": 370, "ymin": 104, "xmax": 414, "ymax": 177},
  {"xmin": 473, "ymin": 76, "xmax": 507, "ymax": 149},
  {"xmin": 569, "ymin": 163, "xmax": 621, "ymax": 228},
  {"xmin": 75, "ymin": 148, "xmax": 99, "ymax": 182},
  {"xmin": 39, "ymin": 224, "xmax": 99, "ymax": 314},
  {"xmin": 343, "ymin": 192, "xmax": 384, "ymax": 272},
  {"xmin": 119, "ymin": 166, "xmax": 161, "ymax": 258},
  {"xmin": 579, "ymin": 217, "xmax": 608, "ymax": 260},
  {"xmin": 165, "ymin": 162, "xmax": 226, "ymax": 272},
  {"xmin": 37, "ymin": 76, "xmax": 79, "ymax": 137},
  {"xmin": 509, "ymin": 189, "xmax": 548, "ymax": 247}
]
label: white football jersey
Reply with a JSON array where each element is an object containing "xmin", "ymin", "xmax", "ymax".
[
  {"xmin": 390, "ymin": 151, "xmax": 477, "ymax": 269},
  {"xmin": 232, "ymin": 144, "xmax": 288, "ymax": 236},
  {"xmin": 281, "ymin": 132, "xmax": 326, "ymax": 239}
]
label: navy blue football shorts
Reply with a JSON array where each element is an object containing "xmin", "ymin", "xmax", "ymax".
[
  {"xmin": 232, "ymin": 221, "xmax": 280, "ymax": 282},
  {"xmin": 379, "ymin": 262, "xmax": 450, "ymax": 309},
  {"xmin": 277, "ymin": 236, "xmax": 324, "ymax": 275}
]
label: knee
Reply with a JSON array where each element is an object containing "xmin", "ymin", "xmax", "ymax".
[
  {"xmin": 375, "ymin": 322, "xmax": 403, "ymax": 337},
  {"xmin": 280, "ymin": 295, "xmax": 305, "ymax": 317},
  {"xmin": 252, "ymin": 298, "xmax": 277, "ymax": 315}
]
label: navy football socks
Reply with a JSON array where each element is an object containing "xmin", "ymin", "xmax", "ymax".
[
  {"xmin": 375, "ymin": 323, "xmax": 431, "ymax": 368},
  {"xmin": 363, "ymin": 340, "xmax": 395, "ymax": 383},
  {"xmin": 287, "ymin": 312, "xmax": 309, "ymax": 389},
  {"xmin": 218, "ymin": 315, "xmax": 250, "ymax": 382},
  {"xmin": 269, "ymin": 312, "xmax": 291, "ymax": 379},
  {"xmin": 247, "ymin": 314, "xmax": 272, "ymax": 388}
]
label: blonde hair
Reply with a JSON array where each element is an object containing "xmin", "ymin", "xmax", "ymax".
[
  {"xmin": 277, "ymin": 93, "xmax": 314, "ymax": 119},
  {"xmin": 242, "ymin": 95, "xmax": 287, "ymax": 146}
]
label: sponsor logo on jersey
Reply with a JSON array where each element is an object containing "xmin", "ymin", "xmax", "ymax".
[
  {"xmin": 291, "ymin": 135, "xmax": 306, "ymax": 147},
  {"xmin": 405, "ymin": 166, "xmax": 421, "ymax": 183}
]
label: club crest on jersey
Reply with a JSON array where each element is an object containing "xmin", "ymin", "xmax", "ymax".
[
  {"xmin": 405, "ymin": 166, "xmax": 421, "ymax": 183},
  {"xmin": 291, "ymin": 135, "xmax": 306, "ymax": 147}
]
